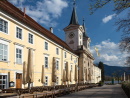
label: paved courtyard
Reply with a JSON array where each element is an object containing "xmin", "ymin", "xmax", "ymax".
[{"xmin": 59, "ymin": 84, "xmax": 127, "ymax": 98}]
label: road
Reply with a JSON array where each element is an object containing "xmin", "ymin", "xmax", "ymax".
[{"xmin": 59, "ymin": 84, "xmax": 127, "ymax": 98}]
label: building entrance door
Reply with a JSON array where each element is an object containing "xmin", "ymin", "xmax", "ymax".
[
  {"xmin": 16, "ymin": 73, "xmax": 22, "ymax": 88},
  {"xmin": 0, "ymin": 75, "xmax": 7, "ymax": 89}
]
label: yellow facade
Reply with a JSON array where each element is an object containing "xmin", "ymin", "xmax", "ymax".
[{"xmin": 0, "ymin": 12, "xmax": 78, "ymax": 89}]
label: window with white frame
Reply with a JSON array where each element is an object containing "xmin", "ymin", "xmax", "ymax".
[
  {"xmin": 28, "ymin": 33, "xmax": 33, "ymax": 44},
  {"xmin": 0, "ymin": 75, "xmax": 8, "ymax": 89},
  {"xmin": 0, "ymin": 43, "xmax": 8, "ymax": 61},
  {"xmin": 64, "ymin": 52, "xmax": 67, "ymax": 58},
  {"xmin": 71, "ymin": 55, "xmax": 72, "ymax": 61},
  {"xmin": 56, "ymin": 77, "xmax": 59, "ymax": 85},
  {"xmin": 56, "ymin": 48, "xmax": 59, "ymax": 55},
  {"xmin": 16, "ymin": 27, "xmax": 22, "ymax": 39},
  {"xmin": 0, "ymin": 18, "xmax": 8, "ymax": 34},
  {"xmin": 16, "ymin": 48, "xmax": 22, "ymax": 64},
  {"xmin": 45, "ymin": 41, "xmax": 48, "ymax": 50},
  {"xmin": 56, "ymin": 60, "xmax": 59, "ymax": 70},
  {"xmin": 44, "ymin": 56, "xmax": 48, "ymax": 68},
  {"xmin": 45, "ymin": 76, "xmax": 48, "ymax": 86}
]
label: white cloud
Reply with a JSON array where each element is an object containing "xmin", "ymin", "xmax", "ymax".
[
  {"xmin": 8, "ymin": 0, "xmax": 68, "ymax": 27},
  {"xmin": 102, "ymin": 14, "xmax": 116, "ymax": 23},
  {"xmin": 90, "ymin": 39, "xmax": 129, "ymax": 67}
]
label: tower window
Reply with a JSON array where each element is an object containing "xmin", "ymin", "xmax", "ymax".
[{"xmin": 80, "ymin": 34, "xmax": 82, "ymax": 39}]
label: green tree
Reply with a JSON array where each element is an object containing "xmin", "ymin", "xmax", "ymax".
[
  {"xmin": 90, "ymin": 0, "xmax": 130, "ymax": 67},
  {"xmin": 98, "ymin": 61, "xmax": 105, "ymax": 82}
]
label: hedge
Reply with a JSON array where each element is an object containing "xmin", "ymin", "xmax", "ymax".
[{"xmin": 122, "ymin": 82, "xmax": 130, "ymax": 98}]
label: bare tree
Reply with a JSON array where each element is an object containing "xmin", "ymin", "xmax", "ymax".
[
  {"xmin": 112, "ymin": 70, "xmax": 121, "ymax": 83},
  {"xmin": 90, "ymin": 0, "xmax": 130, "ymax": 67},
  {"xmin": 118, "ymin": 12, "xmax": 130, "ymax": 67},
  {"xmin": 125, "ymin": 57, "xmax": 130, "ymax": 67},
  {"xmin": 90, "ymin": 0, "xmax": 130, "ymax": 14}
]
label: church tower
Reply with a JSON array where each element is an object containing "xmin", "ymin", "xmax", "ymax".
[
  {"xmin": 63, "ymin": 1, "xmax": 84, "ymax": 50},
  {"xmin": 82, "ymin": 19, "xmax": 91, "ymax": 50},
  {"xmin": 64, "ymin": 1, "xmax": 94, "ymax": 83}
]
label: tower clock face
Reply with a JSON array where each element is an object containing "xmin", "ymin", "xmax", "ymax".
[{"xmin": 69, "ymin": 32, "xmax": 75, "ymax": 38}]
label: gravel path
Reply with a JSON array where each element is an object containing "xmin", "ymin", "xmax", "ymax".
[{"xmin": 59, "ymin": 84, "xmax": 127, "ymax": 98}]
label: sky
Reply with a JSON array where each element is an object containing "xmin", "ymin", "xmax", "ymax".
[{"xmin": 8, "ymin": 0, "xmax": 129, "ymax": 67}]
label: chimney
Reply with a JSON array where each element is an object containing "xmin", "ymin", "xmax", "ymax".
[
  {"xmin": 24, "ymin": 7, "xmax": 26, "ymax": 17},
  {"xmin": 50, "ymin": 27, "xmax": 53, "ymax": 33}
]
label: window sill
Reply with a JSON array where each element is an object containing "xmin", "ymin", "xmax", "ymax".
[
  {"xmin": 28, "ymin": 42, "xmax": 33, "ymax": 44},
  {"xmin": 16, "ymin": 37, "xmax": 23, "ymax": 40},
  {"xmin": 0, "ymin": 31, "xmax": 8, "ymax": 35},
  {"xmin": 15, "ymin": 62, "xmax": 22, "ymax": 65},
  {"xmin": 0, "ymin": 60, "xmax": 10, "ymax": 63}
]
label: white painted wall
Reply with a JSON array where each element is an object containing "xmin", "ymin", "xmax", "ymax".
[
  {"xmin": 93, "ymin": 66, "xmax": 101, "ymax": 83},
  {"xmin": 65, "ymin": 26, "xmax": 84, "ymax": 50}
]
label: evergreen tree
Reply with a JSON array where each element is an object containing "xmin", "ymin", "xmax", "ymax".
[{"xmin": 98, "ymin": 61, "xmax": 105, "ymax": 82}]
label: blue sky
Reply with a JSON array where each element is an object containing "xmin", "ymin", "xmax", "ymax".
[{"xmin": 8, "ymin": 0, "xmax": 129, "ymax": 67}]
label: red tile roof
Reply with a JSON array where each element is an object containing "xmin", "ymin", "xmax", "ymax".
[{"xmin": 0, "ymin": 0, "xmax": 77, "ymax": 55}]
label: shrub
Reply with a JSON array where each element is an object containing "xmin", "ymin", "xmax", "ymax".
[
  {"xmin": 98, "ymin": 81, "xmax": 104, "ymax": 86},
  {"xmin": 122, "ymin": 82, "xmax": 130, "ymax": 98}
]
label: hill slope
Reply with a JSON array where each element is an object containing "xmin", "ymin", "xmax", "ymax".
[{"xmin": 104, "ymin": 64, "xmax": 130, "ymax": 76}]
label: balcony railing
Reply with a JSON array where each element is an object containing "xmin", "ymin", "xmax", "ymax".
[{"xmin": 77, "ymin": 45, "xmax": 93, "ymax": 57}]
